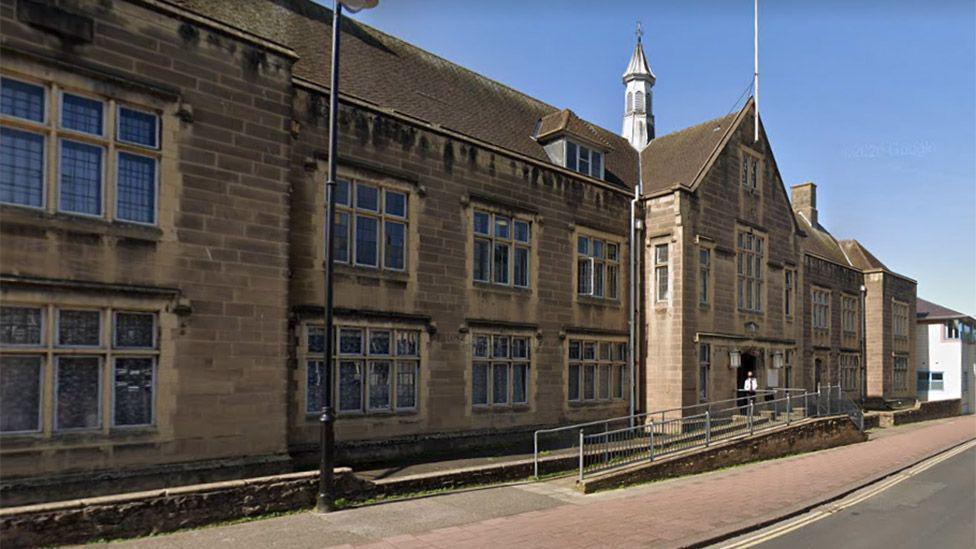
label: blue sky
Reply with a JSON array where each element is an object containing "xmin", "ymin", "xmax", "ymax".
[{"xmin": 335, "ymin": 0, "xmax": 975, "ymax": 315}]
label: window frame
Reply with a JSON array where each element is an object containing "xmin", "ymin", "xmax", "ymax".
[
  {"xmin": 332, "ymin": 181, "xmax": 409, "ymax": 272},
  {"xmin": 736, "ymin": 231, "xmax": 765, "ymax": 312},
  {"xmin": 53, "ymin": 354, "xmax": 104, "ymax": 432},
  {"xmin": 698, "ymin": 343, "xmax": 710, "ymax": 402},
  {"xmin": 841, "ymin": 294, "xmax": 859, "ymax": 337},
  {"xmin": 576, "ymin": 233, "xmax": 621, "ymax": 301},
  {"xmin": 1, "ymin": 304, "xmax": 161, "ymax": 435},
  {"xmin": 563, "ymin": 140, "xmax": 605, "ymax": 180},
  {"xmin": 114, "ymin": 149, "xmax": 160, "ymax": 226},
  {"xmin": 116, "ymin": 104, "xmax": 160, "ymax": 150},
  {"xmin": 699, "ymin": 247, "xmax": 711, "ymax": 306},
  {"xmin": 472, "ymin": 209, "xmax": 531, "ymax": 289},
  {"xmin": 0, "ymin": 75, "xmax": 162, "ymax": 225},
  {"xmin": 653, "ymin": 242, "xmax": 669, "ymax": 303},
  {"xmin": 567, "ymin": 338, "xmax": 627, "ymax": 404},
  {"xmin": 303, "ymin": 323, "xmax": 421, "ymax": 416},
  {"xmin": 892, "ymin": 300, "xmax": 909, "ymax": 339},
  {"xmin": 811, "ymin": 287, "xmax": 831, "ymax": 332},
  {"xmin": 471, "ymin": 332, "xmax": 531, "ymax": 410},
  {"xmin": 0, "ymin": 354, "xmax": 44, "ymax": 434},
  {"xmin": 1, "ymin": 76, "xmax": 47, "ymax": 124},
  {"xmin": 740, "ymin": 147, "xmax": 762, "ymax": 194},
  {"xmin": 59, "ymin": 90, "xmax": 106, "ymax": 138},
  {"xmin": 110, "ymin": 355, "xmax": 157, "ymax": 428},
  {"xmin": 784, "ymin": 269, "xmax": 795, "ymax": 319}
]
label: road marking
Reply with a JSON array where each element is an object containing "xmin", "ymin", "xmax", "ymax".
[{"xmin": 716, "ymin": 438, "xmax": 976, "ymax": 549}]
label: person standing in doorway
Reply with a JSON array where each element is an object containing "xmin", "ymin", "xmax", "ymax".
[{"xmin": 743, "ymin": 370, "xmax": 758, "ymax": 404}]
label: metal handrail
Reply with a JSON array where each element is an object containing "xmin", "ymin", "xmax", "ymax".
[
  {"xmin": 532, "ymin": 388, "xmax": 788, "ymax": 477},
  {"xmin": 576, "ymin": 384, "xmax": 855, "ymax": 480}
]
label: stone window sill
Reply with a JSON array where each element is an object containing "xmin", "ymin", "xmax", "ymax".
[
  {"xmin": 0, "ymin": 204, "xmax": 162, "ymax": 243},
  {"xmin": 472, "ymin": 281, "xmax": 533, "ymax": 296},
  {"xmin": 333, "ymin": 263, "xmax": 411, "ymax": 285},
  {"xmin": 577, "ymin": 295, "xmax": 622, "ymax": 308}
]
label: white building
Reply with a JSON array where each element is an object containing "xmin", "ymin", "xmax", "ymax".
[{"xmin": 916, "ymin": 298, "xmax": 975, "ymax": 414}]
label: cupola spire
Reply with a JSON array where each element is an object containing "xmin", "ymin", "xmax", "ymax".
[{"xmin": 621, "ymin": 22, "xmax": 655, "ymax": 149}]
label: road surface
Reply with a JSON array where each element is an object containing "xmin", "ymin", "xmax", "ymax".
[{"xmin": 722, "ymin": 443, "xmax": 976, "ymax": 549}]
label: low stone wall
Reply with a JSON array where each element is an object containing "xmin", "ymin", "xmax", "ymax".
[
  {"xmin": 0, "ymin": 451, "xmax": 578, "ymax": 547},
  {"xmin": 878, "ymin": 399, "xmax": 961, "ymax": 428},
  {"xmin": 0, "ymin": 469, "xmax": 363, "ymax": 548},
  {"xmin": 578, "ymin": 416, "xmax": 867, "ymax": 494}
]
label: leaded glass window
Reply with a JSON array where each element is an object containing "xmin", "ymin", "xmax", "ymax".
[
  {"xmin": 114, "ymin": 312, "xmax": 155, "ymax": 349},
  {"xmin": 0, "ymin": 356, "xmax": 42, "ymax": 433},
  {"xmin": 61, "ymin": 93, "xmax": 104, "ymax": 135},
  {"xmin": 0, "ymin": 127, "xmax": 44, "ymax": 207},
  {"xmin": 113, "ymin": 357, "xmax": 154, "ymax": 426},
  {"xmin": 567, "ymin": 338, "xmax": 627, "ymax": 404},
  {"xmin": 57, "ymin": 309, "xmax": 101, "ymax": 347},
  {"xmin": 471, "ymin": 333, "xmax": 530, "ymax": 409},
  {"xmin": 304, "ymin": 324, "xmax": 421, "ymax": 414},
  {"xmin": 1, "ymin": 306, "xmax": 42, "ymax": 346}
]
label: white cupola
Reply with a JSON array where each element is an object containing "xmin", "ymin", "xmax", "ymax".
[{"xmin": 621, "ymin": 25, "xmax": 656, "ymax": 150}]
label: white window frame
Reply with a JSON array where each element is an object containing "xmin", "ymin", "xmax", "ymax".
[
  {"xmin": 59, "ymin": 90, "xmax": 107, "ymax": 138},
  {"xmin": 564, "ymin": 140, "xmax": 605, "ymax": 180},
  {"xmin": 577, "ymin": 234, "xmax": 620, "ymax": 300},
  {"xmin": 471, "ymin": 332, "xmax": 531, "ymax": 409},
  {"xmin": 654, "ymin": 242, "xmax": 669, "ymax": 303},
  {"xmin": 114, "ymin": 150, "xmax": 160, "ymax": 226}
]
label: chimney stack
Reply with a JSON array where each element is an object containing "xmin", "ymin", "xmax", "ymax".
[{"xmin": 791, "ymin": 182, "xmax": 818, "ymax": 227}]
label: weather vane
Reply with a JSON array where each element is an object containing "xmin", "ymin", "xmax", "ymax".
[{"xmin": 636, "ymin": 21, "xmax": 643, "ymax": 43}]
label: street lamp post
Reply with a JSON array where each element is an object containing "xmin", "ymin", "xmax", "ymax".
[{"xmin": 319, "ymin": 0, "xmax": 377, "ymax": 514}]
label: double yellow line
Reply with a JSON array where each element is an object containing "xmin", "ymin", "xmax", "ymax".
[{"xmin": 718, "ymin": 438, "xmax": 976, "ymax": 548}]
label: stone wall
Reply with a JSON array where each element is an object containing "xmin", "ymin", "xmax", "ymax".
[
  {"xmin": 0, "ymin": 468, "xmax": 364, "ymax": 548},
  {"xmin": 878, "ymin": 399, "xmax": 961, "ymax": 428},
  {"xmin": 1, "ymin": 0, "xmax": 294, "ymax": 478},
  {"xmin": 578, "ymin": 416, "xmax": 866, "ymax": 493}
]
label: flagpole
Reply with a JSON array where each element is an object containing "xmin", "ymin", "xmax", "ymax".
[{"xmin": 754, "ymin": 0, "xmax": 759, "ymax": 142}]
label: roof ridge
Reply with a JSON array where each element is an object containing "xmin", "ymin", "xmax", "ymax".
[
  {"xmin": 290, "ymin": 1, "xmax": 634, "ymax": 145},
  {"xmin": 649, "ymin": 111, "xmax": 737, "ymax": 145}
]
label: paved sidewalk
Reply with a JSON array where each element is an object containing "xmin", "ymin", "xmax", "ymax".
[{"xmin": 105, "ymin": 416, "xmax": 975, "ymax": 549}]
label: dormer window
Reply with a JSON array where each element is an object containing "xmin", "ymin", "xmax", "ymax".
[{"xmin": 565, "ymin": 141, "xmax": 604, "ymax": 180}]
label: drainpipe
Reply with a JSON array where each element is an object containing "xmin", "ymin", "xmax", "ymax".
[
  {"xmin": 629, "ymin": 153, "xmax": 644, "ymax": 424},
  {"xmin": 860, "ymin": 284, "xmax": 867, "ymax": 407}
]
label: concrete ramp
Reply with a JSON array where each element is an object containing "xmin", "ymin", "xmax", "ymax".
[{"xmin": 577, "ymin": 415, "xmax": 866, "ymax": 494}]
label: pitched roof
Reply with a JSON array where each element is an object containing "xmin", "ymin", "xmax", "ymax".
[
  {"xmin": 839, "ymin": 240, "xmax": 887, "ymax": 271},
  {"xmin": 170, "ymin": 0, "xmax": 637, "ymax": 188},
  {"xmin": 639, "ymin": 111, "xmax": 739, "ymax": 194},
  {"xmin": 535, "ymin": 109, "xmax": 613, "ymax": 150},
  {"xmin": 793, "ymin": 211, "xmax": 853, "ymax": 267},
  {"xmin": 917, "ymin": 298, "xmax": 970, "ymax": 320}
]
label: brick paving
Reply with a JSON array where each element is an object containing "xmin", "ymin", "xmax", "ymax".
[{"xmin": 111, "ymin": 416, "xmax": 975, "ymax": 549}]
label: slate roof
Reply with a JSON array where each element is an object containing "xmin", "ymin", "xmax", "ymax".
[
  {"xmin": 170, "ymin": 0, "xmax": 638, "ymax": 188},
  {"xmin": 639, "ymin": 111, "xmax": 739, "ymax": 195},
  {"xmin": 535, "ymin": 109, "xmax": 613, "ymax": 150},
  {"xmin": 792, "ymin": 210, "xmax": 853, "ymax": 267},
  {"xmin": 839, "ymin": 240, "xmax": 887, "ymax": 271},
  {"xmin": 917, "ymin": 298, "xmax": 970, "ymax": 320}
]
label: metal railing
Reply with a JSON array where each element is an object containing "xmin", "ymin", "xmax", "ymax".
[
  {"xmin": 532, "ymin": 389, "xmax": 787, "ymax": 478},
  {"xmin": 576, "ymin": 384, "xmax": 862, "ymax": 481}
]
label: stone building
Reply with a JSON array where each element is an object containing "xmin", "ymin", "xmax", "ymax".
[{"xmin": 0, "ymin": 0, "xmax": 915, "ymax": 500}]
